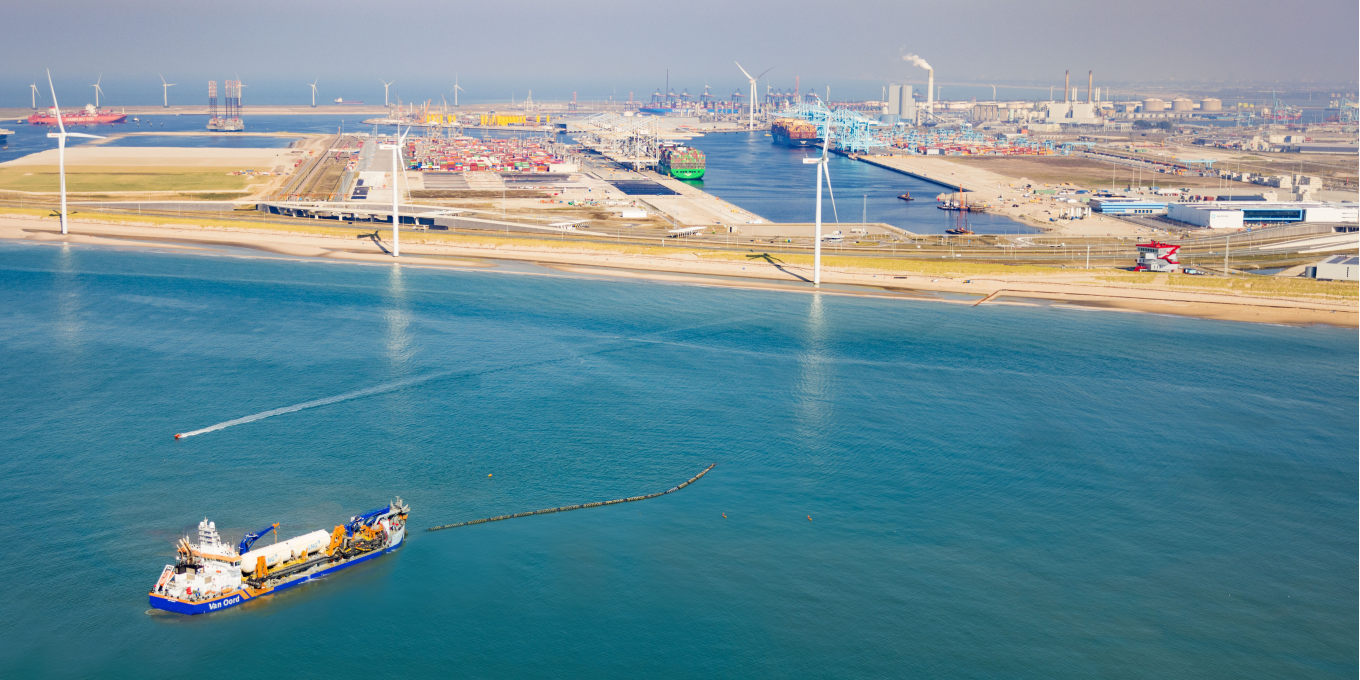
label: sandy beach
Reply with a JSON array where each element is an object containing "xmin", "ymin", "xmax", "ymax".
[{"xmin": 1, "ymin": 212, "xmax": 1354, "ymax": 328}]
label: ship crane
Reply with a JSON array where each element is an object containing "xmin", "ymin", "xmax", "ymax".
[
  {"xmin": 237, "ymin": 522, "xmax": 279, "ymax": 555},
  {"xmin": 347, "ymin": 504, "xmax": 395, "ymax": 532}
]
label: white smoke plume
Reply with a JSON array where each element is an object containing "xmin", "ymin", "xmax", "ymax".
[{"xmin": 902, "ymin": 54, "xmax": 932, "ymax": 70}]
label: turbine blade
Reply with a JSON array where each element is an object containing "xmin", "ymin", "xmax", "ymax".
[
  {"xmin": 757, "ymin": 66, "xmax": 774, "ymax": 79},
  {"xmin": 824, "ymin": 163, "xmax": 839, "ymax": 223},
  {"xmin": 46, "ymin": 69, "xmax": 65, "ymax": 134},
  {"xmin": 735, "ymin": 62, "xmax": 753, "ymax": 80},
  {"xmin": 65, "ymin": 132, "xmax": 104, "ymax": 139}
]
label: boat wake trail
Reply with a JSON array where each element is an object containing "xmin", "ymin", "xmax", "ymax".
[
  {"xmin": 174, "ymin": 340, "xmax": 640, "ymax": 440},
  {"xmin": 174, "ymin": 371, "xmax": 457, "ymax": 439}
]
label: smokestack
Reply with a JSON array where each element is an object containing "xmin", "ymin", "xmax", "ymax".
[
  {"xmin": 926, "ymin": 69, "xmax": 935, "ymax": 116},
  {"xmin": 1088, "ymin": 70, "xmax": 1093, "ymax": 104},
  {"xmin": 1064, "ymin": 70, "xmax": 1070, "ymax": 103}
]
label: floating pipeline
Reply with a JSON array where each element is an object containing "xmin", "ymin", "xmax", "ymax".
[{"xmin": 427, "ymin": 464, "xmax": 716, "ymax": 532}]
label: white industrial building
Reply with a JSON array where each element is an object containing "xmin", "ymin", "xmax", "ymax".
[
  {"xmin": 1167, "ymin": 202, "xmax": 1359, "ymax": 228},
  {"xmin": 1313, "ymin": 255, "xmax": 1357, "ymax": 281},
  {"xmin": 1045, "ymin": 102, "xmax": 1100, "ymax": 125},
  {"xmin": 881, "ymin": 83, "xmax": 916, "ymax": 126}
]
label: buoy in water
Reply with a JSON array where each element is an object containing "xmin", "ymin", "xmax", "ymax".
[
  {"xmin": 487, "ymin": 474, "xmax": 492, "ymax": 477},
  {"xmin": 807, "ymin": 515, "xmax": 812, "ymax": 521},
  {"xmin": 722, "ymin": 513, "xmax": 727, "ymax": 518}
]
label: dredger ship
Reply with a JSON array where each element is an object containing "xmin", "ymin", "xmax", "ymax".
[{"xmin": 148, "ymin": 498, "xmax": 409, "ymax": 615}]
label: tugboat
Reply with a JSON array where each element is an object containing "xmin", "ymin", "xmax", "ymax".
[
  {"xmin": 148, "ymin": 498, "xmax": 409, "ymax": 615},
  {"xmin": 897, "ymin": 191, "xmax": 914, "ymax": 201}
]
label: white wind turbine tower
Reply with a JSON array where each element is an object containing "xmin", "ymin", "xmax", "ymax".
[
  {"xmin": 91, "ymin": 74, "xmax": 106, "ymax": 108},
  {"xmin": 378, "ymin": 124, "xmax": 412, "ymax": 257},
  {"xmin": 30, "ymin": 83, "xmax": 42, "ymax": 109},
  {"xmin": 309, "ymin": 78, "xmax": 319, "ymax": 107},
  {"xmin": 452, "ymin": 74, "xmax": 464, "ymax": 107},
  {"xmin": 46, "ymin": 71, "xmax": 104, "ymax": 235},
  {"xmin": 735, "ymin": 62, "xmax": 773, "ymax": 129},
  {"xmin": 159, "ymin": 74, "xmax": 176, "ymax": 108},
  {"xmin": 381, "ymin": 79, "xmax": 395, "ymax": 107},
  {"xmin": 801, "ymin": 124, "xmax": 839, "ymax": 286}
]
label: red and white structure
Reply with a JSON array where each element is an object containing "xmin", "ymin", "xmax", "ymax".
[{"xmin": 1135, "ymin": 241, "xmax": 1181, "ymax": 272}]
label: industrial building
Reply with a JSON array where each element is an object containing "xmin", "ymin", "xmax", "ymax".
[
  {"xmin": 880, "ymin": 83, "xmax": 916, "ymax": 125},
  {"xmin": 1167, "ymin": 202, "xmax": 1359, "ymax": 228},
  {"xmin": 1089, "ymin": 198, "xmax": 1167, "ymax": 215},
  {"xmin": 1045, "ymin": 102, "xmax": 1100, "ymax": 125},
  {"xmin": 1313, "ymin": 255, "xmax": 1358, "ymax": 281}
]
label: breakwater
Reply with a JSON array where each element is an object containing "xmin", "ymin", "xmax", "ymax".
[{"xmin": 427, "ymin": 463, "xmax": 716, "ymax": 532}]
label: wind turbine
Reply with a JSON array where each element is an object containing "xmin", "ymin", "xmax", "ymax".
[
  {"xmin": 309, "ymin": 78, "xmax": 319, "ymax": 107},
  {"xmin": 381, "ymin": 79, "xmax": 395, "ymax": 107},
  {"xmin": 46, "ymin": 70, "xmax": 105, "ymax": 235},
  {"xmin": 735, "ymin": 62, "xmax": 773, "ymax": 129},
  {"xmin": 30, "ymin": 83, "xmax": 42, "ymax": 109},
  {"xmin": 378, "ymin": 124, "xmax": 412, "ymax": 257},
  {"xmin": 452, "ymin": 74, "xmax": 464, "ymax": 107},
  {"xmin": 801, "ymin": 124, "xmax": 839, "ymax": 286},
  {"xmin": 91, "ymin": 74, "xmax": 106, "ymax": 108},
  {"xmin": 159, "ymin": 74, "xmax": 176, "ymax": 108}
]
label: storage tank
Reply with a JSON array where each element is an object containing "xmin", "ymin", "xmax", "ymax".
[
  {"xmin": 240, "ymin": 530, "xmax": 331, "ymax": 574},
  {"xmin": 1200, "ymin": 98, "xmax": 1222, "ymax": 112},
  {"xmin": 1141, "ymin": 98, "xmax": 1167, "ymax": 112},
  {"xmin": 1171, "ymin": 98, "xmax": 1194, "ymax": 112}
]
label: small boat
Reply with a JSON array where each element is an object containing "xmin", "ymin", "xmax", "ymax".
[
  {"xmin": 897, "ymin": 192, "xmax": 914, "ymax": 201},
  {"xmin": 945, "ymin": 227, "xmax": 974, "ymax": 235}
]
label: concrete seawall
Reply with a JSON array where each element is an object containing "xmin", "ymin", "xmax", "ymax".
[{"xmin": 852, "ymin": 155, "xmax": 975, "ymax": 193}]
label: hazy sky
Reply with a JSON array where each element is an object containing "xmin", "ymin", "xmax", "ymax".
[{"xmin": 6, "ymin": 0, "xmax": 1357, "ymax": 107}]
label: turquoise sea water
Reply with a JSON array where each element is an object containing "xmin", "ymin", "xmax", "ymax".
[{"xmin": 0, "ymin": 241, "xmax": 1355, "ymax": 678}]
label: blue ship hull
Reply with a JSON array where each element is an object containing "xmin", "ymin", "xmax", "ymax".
[{"xmin": 149, "ymin": 533, "xmax": 404, "ymax": 616}]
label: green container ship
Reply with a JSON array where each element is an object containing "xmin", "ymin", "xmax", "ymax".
[{"xmin": 658, "ymin": 146, "xmax": 705, "ymax": 180}]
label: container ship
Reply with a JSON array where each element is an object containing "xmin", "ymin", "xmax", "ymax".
[
  {"xmin": 148, "ymin": 497, "xmax": 409, "ymax": 615},
  {"xmin": 658, "ymin": 145, "xmax": 705, "ymax": 180},
  {"xmin": 28, "ymin": 104, "xmax": 127, "ymax": 126},
  {"xmin": 771, "ymin": 118, "xmax": 819, "ymax": 147}
]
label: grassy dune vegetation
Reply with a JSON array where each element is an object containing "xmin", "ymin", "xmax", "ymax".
[
  {"xmin": 0, "ymin": 166, "xmax": 263, "ymax": 193},
  {"xmin": 1166, "ymin": 273, "xmax": 1357, "ymax": 300},
  {"xmin": 4, "ymin": 208, "xmax": 1356, "ymax": 302}
]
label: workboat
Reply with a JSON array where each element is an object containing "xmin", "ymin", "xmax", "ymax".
[
  {"xmin": 897, "ymin": 192, "xmax": 914, "ymax": 201},
  {"xmin": 148, "ymin": 498, "xmax": 409, "ymax": 615}
]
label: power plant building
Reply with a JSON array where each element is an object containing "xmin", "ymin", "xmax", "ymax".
[
  {"xmin": 881, "ymin": 84, "xmax": 916, "ymax": 125},
  {"xmin": 1046, "ymin": 101, "xmax": 1100, "ymax": 125}
]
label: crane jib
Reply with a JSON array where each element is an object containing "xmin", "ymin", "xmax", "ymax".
[{"xmin": 237, "ymin": 523, "xmax": 278, "ymax": 556}]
